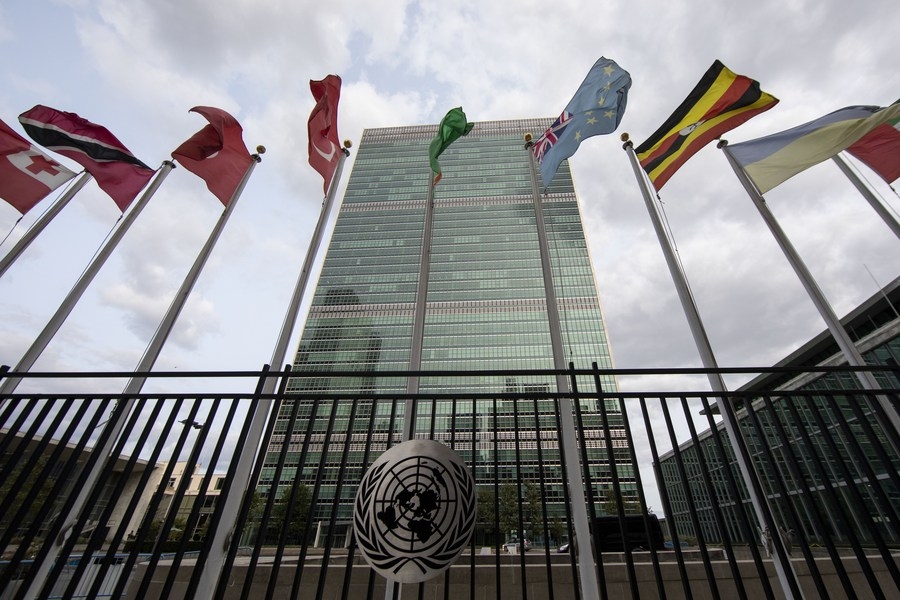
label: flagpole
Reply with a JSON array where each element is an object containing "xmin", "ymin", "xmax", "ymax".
[
  {"xmin": 832, "ymin": 153, "xmax": 900, "ymax": 239},
  {"xmin": 720, "ymin": 139, "xmax": 900, "ymax": 435},
  {"xmin": 194, "ymin": 145, "xmax": 350, "ymax": 597},
  {"xmin": 623, "ymin": 136, "xmax": 804, "ymax": 598},
  {"xmin": 524, "ymin": 137, "xmax": 601, "ymax": 600},
  {"xmin": 17, "ymin": 152, "xmax": 261, "ymax": 600},
  {"xmin": 11, "ymin": 162, "xmax": 174, "ymax": 600},
  {"xmin": 123, "ymin": 152, "xmax": 260, "ymax": 395},
  {"xmin": 0, "ymin": 163, "xmax": 173, "ymax": 397},
  {"xmin": 403, "ymin": 174, "xmax": 436, "ymax": 437},
  {"xmin": 0, "ymin": 171, "xmax": 92, "ymax": 278}
]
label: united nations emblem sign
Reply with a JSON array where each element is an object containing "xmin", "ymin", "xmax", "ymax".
[{"xmin": 353, "ymin": 439, "xmax": 476, "ymax": 583}]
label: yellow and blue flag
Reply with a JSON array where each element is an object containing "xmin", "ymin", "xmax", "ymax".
[{"xmin": 533, "ymin": 57, "xmax": 631, "ymax": 187}]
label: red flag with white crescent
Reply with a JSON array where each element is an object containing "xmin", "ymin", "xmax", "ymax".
[
  {"xmin": 308, "ymin": 75, "xmax": 342, "ymax": 194},
  {"xmin": 171, "ymin": 106, "xmax": 254, "ymax": 205}
]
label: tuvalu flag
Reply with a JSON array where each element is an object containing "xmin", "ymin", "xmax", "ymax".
[
  {"xmin": 533, "ymin": 57, "xmax": 631, "ymax": 187},
  {"xmin": 636, "ymin": 60, "xmax": 778, "ymax": 190},
  {"xmin": 0, "ymin": 117, "xmax": 76, "ymax": 214},
  {"xmin": 429, "ymin": 107, "xmax": 474, "ymax": 186},
  {"xmin": 308, "ymin": 74, "xmax": 342, "ymax": 194},
  {"xmin": 18, "ymin": 105, "xmax": 154, "ymax": 211},
  {"xmin": 729, "ymin": 102, "xmax": 900, "ymax": 193},
  {"xmin": 845, "ymin": 102, "xmax": 900, "ymax": 184},
  {"xmin": 172, "ymin": 106, "xmax": 254, "ymax": 205}
]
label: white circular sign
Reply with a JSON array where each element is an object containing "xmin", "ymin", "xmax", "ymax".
[{"xmin": 353, "ymin": 439, "xmax": 476, "ymax": 583}]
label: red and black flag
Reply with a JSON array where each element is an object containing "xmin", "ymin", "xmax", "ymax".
[
  {"xmin": 635, "ymin": 60, "xmax": 778, "ymax": 190},
  {"xmin": 19, "ymin": 105, "xmax": 154, "ymax": 211}
]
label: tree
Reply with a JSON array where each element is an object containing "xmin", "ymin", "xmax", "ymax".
[
  {"xmin": 522, "ymin": 482, "xmax": 544, "ymax": 540},
  {"xmin": 498, "ymin": 483, "xmax": 519, "ymax": 540}
]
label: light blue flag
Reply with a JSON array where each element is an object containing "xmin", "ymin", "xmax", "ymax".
[{"xmin": 533, "ymin": 57, "xmax": 631, "ymax": 187}]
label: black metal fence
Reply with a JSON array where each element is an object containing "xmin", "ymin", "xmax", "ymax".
[{"xmin": 1, "ymin": 364, "xmax": 899, "ymax": 599}]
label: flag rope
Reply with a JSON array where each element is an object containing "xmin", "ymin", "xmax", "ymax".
[
  {"xmin": 844, "ymin": 152, "xmax": 900, "ymax": 218},
  {"xmin": 70, "ymin": 214, "xmax": 123, "ymax": 284},
  {"xmin": 0, "ymin": 216, "xmax": 23, "ymax": 249}
]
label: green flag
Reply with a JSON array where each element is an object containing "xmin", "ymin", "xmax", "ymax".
[{"xmin": 428, "ymin": 107, "xmax": 474, "ymax": 185}]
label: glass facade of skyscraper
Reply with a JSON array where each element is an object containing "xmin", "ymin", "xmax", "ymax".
[{"xmin": 259, "ymin": 119, "xmax": 632, "ymax": 532}]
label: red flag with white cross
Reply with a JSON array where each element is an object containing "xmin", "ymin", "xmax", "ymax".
[{"xmin": 0, "ymin": 117, "xmax": 76, "ymax": 214}]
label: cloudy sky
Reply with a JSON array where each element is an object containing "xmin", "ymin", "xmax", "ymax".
[{"xmin": 1, "ymin": 1, "xmax": 897, "ymax": 401}]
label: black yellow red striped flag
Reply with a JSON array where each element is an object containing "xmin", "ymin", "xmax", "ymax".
[{"xmin": 635, "ymin": 60, "xmax": 778, "ymax": 190}]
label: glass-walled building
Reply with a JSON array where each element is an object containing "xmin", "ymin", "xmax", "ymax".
[
  {"xmin": 658, "ymin": 278, "xmax": 900, "ymax": 546},
  {"xmin": 259, "ymin": 119, "xmax": 630, "ymax": 535}
]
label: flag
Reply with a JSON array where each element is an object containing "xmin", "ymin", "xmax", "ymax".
[
  {"xmin": 533, "ymin": 57, "xmax": 631, "ymax": 187},
  {"xmin": 0, "ymin": 117, "xmax": 76, "ymax": 214},
  {"xmin": 308, "ymin": 74, "xmax": 342, "ymax": 194},
  {"xmin": 429, "ymin": 107, "xmax": 474, "ymax": 185},
  {"xmin": 171, "ymin": 106, "xmax": 254, "ymax": 205},
  {"xmin": 845, "ymin": 103, "xmax": 900, "ymax": 184},
  {"xmin": 18, "ymin": 105, "xmax": 154, "ymax": 211},
  {"xmin": 728, "ymin": 102, "xmax": 900, "ymax": 193},
  {"xmin": 635, "ymin": 60, "xmax": 778, "ymax": 190}
]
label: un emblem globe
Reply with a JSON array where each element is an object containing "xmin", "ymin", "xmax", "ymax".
[{"xmin": 353, "ymin": 439, "xmax": 476, "ymax": 583}]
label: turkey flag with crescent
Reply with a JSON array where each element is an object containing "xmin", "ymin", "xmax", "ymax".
[
  {"xmin": 308, "ymin": 75, "xmax": 342, "ymax": 194},
  {"xmin": 171, "ymin": 106, "xmax": 254, "ymax": 205}
]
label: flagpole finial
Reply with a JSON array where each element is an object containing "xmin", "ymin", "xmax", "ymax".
[
  {"xmin": 343, "ymin": 140, "xmax": 352, "ymax": 148},
  {"xmin": 256, "ymin": 145, "xmax": 266, "ymax": 154},
  {"xmin": 716, "ymin": 139, "xmax": 728, "ymax": 148},
  {"xmin": 620, "ymin": 132, "xmax": 630, "ymax": 142},
  {"xmin": 621, "ymin": 132, "xmax": 633, "ymax": 150},
  {"xmin": 523, "ymin": 132, "xmax": 534, "ymax": 149}
]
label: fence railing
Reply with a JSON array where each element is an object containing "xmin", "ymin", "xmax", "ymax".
[{"xmin": 1, "ymin": 364, "xmax": 898, "ymax": 599}]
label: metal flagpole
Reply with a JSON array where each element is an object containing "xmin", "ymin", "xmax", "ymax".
[
  {"xmin": 831, "ymin": 153, "xmax": 900, "ymax": 239},
  {"xmin": 623, "ymin": 136, "xmax": 804, "ymax": 598},
  {"xmin": 0, "ymin": 171, "xmax": 92, "ymax": 278},
  {"xmin": 720, "ymin": 139, "xmax": 900, "ymax": 436},
  {"xmin": 384, "ymin": 173, "xmax": 437, "ymax": 600},
  {"xmin": 19, "ymin": 154, "xmax": 260, "ymax": 600},
  {"xmin": 403, "ymin": 176, "xmax": 436, "ymax": 436},
  {"xmin": 123, "ymin": 153, "xmax": 261, "ymax": 395},
  {"xmin": 195, "ymin": 145, "xmax": 350, "ymax": 596},
  {"xmin": 0, "ymin": 163, "xmax": 174, "ymax": 397},
  {"xmin": 524, "ymin": 136, "xmax": 601, "ymax": 600},
  {"xmin": 13, "ymin": 162, "xmax": 175, "ymax": 600}
]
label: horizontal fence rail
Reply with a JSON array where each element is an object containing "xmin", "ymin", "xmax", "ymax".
[{"xmin": 0, "ymin": 364, "xmax": 898, "ymax": 599}]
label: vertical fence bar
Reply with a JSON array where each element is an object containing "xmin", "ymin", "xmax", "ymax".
[
  {"xmin": 641, "ymin": 396, "xmax": 693, "ymax": 599},
  {"xmin": 659, "ymin": 395, "xmax": 721, "ymax": 600},
  {"xmin": 0, "ymin": 398, "xmax": 112, "ymax": 595},
  {"xmin": 776, "ymin": 392, "xmax": 872, "ymax": 594},
  {"xmin": 319, "ymin": 398, "xmax": 360, "ymax": 598},
  {"xmin": 591, "ymin": 366, "xmax": 639, "ymax": 598},
  {"xmin": 749, "ymin": 394, "xmax": 839, "ymax": 598},
  {"xmin": 695, "ymin": 392, "xmax": 775, "ymax": 600},
  {"xmin": 532, "ymin": 394, "xmax": 555, "ymax": 600},
  {"xmin": 131, "ymin": 398, "xmax": 206, "ymax": 600},
  {"xmin": 610, "ymin": 380, "xmax": 667, "ymax": 600},
  {"xmin": 159, "ymin": 398, "xmax": 231, "ymax": 599},
  {"xmin": 205, "ymin": 366, "xmax": 281, "ymax": 600},
  {"xmin": 677, "ymin": 394, "xmax": 749, "ymax": 600},
  {"xmin": 554, "ymin": 391, "xmax": 580, "ymax": 600},
  {"xmin": 567, "ymin": 367, "xmax": 605, "ymax": 599},
  {"xmin": 285, "ymin": 397, "xmax": 325, "ymax": 600},
  {"xmin": 80, "ymin": 397, "xmax": 170, "ymax": 599}
]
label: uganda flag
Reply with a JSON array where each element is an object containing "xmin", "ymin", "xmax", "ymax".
[{"xmin": 635, "ymin": 60, "xmax": 778, "ymax": 190}]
